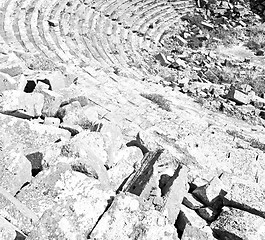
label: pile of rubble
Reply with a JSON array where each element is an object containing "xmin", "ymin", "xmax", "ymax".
[
  {"xmin": 250, "ymin": 0, "xmax": 265, "ymax": 19},
  {"xmin": 1, "ymin": 0, "xmax": 265, "ymax": 239},
  {"xmin": 149, "ymin": 0, "xmax": 265, "ymax": 125}
]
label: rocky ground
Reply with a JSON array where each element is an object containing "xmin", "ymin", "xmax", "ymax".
[{"xmin": 1, "ymin": 0, "xmax": 265, "ymax": 239}]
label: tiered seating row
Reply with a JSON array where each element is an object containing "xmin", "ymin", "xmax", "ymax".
[{"xmin": 0, "ymin": 0, "xmax": 195, "ymax": 79}]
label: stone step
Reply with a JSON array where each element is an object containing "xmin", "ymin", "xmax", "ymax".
[
  {"xmin": 31, "ymin": 0, "xmax": 60, "ymax": 60},
  {"xmin": 4, "ymin": 0, "xmax": 25, "ymax": 51}
]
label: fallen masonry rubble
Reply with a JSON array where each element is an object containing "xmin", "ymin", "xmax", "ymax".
[{"xmin": 0, "ymin": 0, "xmax": 265, "ymax": 239}]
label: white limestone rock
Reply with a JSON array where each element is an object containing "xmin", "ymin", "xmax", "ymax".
[
  {"xmin": 89, "ymin": 192, "xmax": 179, "ymax": 240},
  {"xmin": 0, "ymin": 90, "xmax": 44, "ymax": 118}
]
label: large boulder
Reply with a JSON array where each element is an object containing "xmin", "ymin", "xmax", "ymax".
[
  {"xmin": 0, "ymin": 114, "xmax": 70, "ymax": 155},
  {"xmin": 0, "ymin": 90, "xmax": 44, "ymax": 118},
  {"xmin": 89, "ymin": 193, "xmax": 179, "ymax": 240},
  {"xmin": 25, "ymin": 168, "xmax": 114, "ymax": 240},
  {"xmin": 211, "ymin": 207, "xmax": 265, "ymax": 240},
  {"xmin": 0, "ymin": 149, "xmax": 31, "ymax": 195}
]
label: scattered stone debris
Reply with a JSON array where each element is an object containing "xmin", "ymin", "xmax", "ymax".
[{"xmin": 0, "ymin": 0, "xmax": 265, "ymax": 239}]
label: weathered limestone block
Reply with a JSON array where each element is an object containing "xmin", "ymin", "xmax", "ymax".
[
  {"xmin": 182, "ymin": 225, "xmax": 215, "ymax": 240},
  {"xmin": 192, "ymin": 177, "xmax": 227, "ymax": 207},
  {"xmin": 0, "ymin": 90, "xmax": 44, "ymax": 118},
  {"xmin": 34, "ymin": 70, "xmax": 68, "ymax": 91},
  {"xmin": 211, "ymin": 207, "xmax": 265, "ymax": 240},
  {"xmin": 40, "ymin": 89, "xmax": 63, "ymax": 117},
  {"xmin": 196, "ymin": 207, "xmax": 219, "ymax": 222},
  {"xmin": 0, "ymin": 149, "xmax": 31, "ymax": 195},
  {"xmin": 161, "ymin": 165, "xmax": 189, "ymax": 224},
  {"xmin": 0, "ymin": 72, "xmax": 17, "ymax": 93},
  {"xmin": 223, "ymin": 181, "xmax": 265, "ymax": 217},
  {"xmin": 0, "ymin": 215, "xmax": 26, "ymax": 240},
  {"xmin": 89, "ymin": 193, "xmax": 179, "ymax": 240},
  {"xmin": 70, "ymin": 130, "xmax": 108, "ymax": 166},
  {"xmin": 100, "ymin": 123, "xmax": 124, "ymax": 167},
  {"xmin": 176, "ymin": 205, "xmax": 207, "ymax": 232},
  {"xmin": 183, "ymin": 193, "xmax": 204, "ymax": 210},
  {"xmin": 227, "ymin": 87, "xmax": 250, "ymax": 105},
  {"xmin": 0, "ymin": 113, "xmax": 71, "ymax": 155},
  {"xmin": 43, "ymin": 117, "xmax": 60, "ymax": 127},
  {"xmin": 26, "ymin": 169, "xmax": 114, "ymax": 240},
  {"xmin": 0, "ymin": 186, "xmax": 38, "ymax": 235},
  {"xmin": 57, "ymin": 101, "xmax": 100, "ymax": 130},
  {"xmin": 108, "ymin": 146, "xmax": 143, "ymax": 190},
  {"xmin": 122, "ymin": 150, "xmax": 163, "ymax": 198},
  {"xmin": 59, "ymin": 131, "xmax": 110, "ymax": 187}
]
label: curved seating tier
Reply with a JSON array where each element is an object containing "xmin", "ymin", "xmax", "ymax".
[{"xmin": 0, "ymin": 0, "xmax": 195, "ymax": 78}]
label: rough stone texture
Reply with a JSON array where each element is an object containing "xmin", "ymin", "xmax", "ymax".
[
  {"xmin": 211, "ymin": 207, "xmax": 265, "ymax": 240},
  {"xmin": 0, "ymin": 72, "xmax": 17, "ymax": 92},
  {"xmin": 0, "ymin": 90, "xmax": 44, "ymax": 118},
  {"xmin": 183, "ymin": 193, "xmax": 204, "ymax": 210},
  {"xmin": 176, "ymin": 204, "xmax": 207, "ymax": 232},
  {"xmin": 0, "ymin": 215, "xmax": 26, "ymax": 240},
  {"xmin": 227, "ymin": 87, "xmax": 250, "ymax": 105},
  {"xmin": 196, "ymin": 207, "xmax": 219, "ymax": 222},
  {"xmin": 0, "ymin": 113, "xmax": 71, "ymax": 155},
  {"xmin": 182, "ymin": 225, "xmax": 215, "ymax": 240},
  {"xmin": 0, "ymin": 186, "xmax": 38, "ymax": 235},
  {"xmin": 57, "ymin": 101, "xmax": 100, "ymax": 129},
  {"xmin": 0, "ymin": 149, "xmax": 31, "ymax": 196},
  {"xmin": 108, "ymin": 146, "xmax": 143, "ymax": 190},
  {"xmin": 89, "ymin": 193, "xmax": 179, "ymax": 240},
  {"xmin": 0, "ymin": 0, "xmax": 265, "ymax": 238},
  {"xmin": 62, "ymin": 131, "xmax": 110, "ymax": 186},
  {"xmin": 40, "ymin": 89, "xmax": 63, "ymax": 117},
  {"xmin": 192, "ymin": 177, "xmax": 227, "ymax": 206},
  {"xmin": 26, "ymin": 168, "xmax": 114, "ymax": 240},
  {"xmin": 223, "ymin": 181, "xmax": 265, "ymax": 217},
  {"xmin": 100, "ymin": 123, "xmax": 124, "ymax": 167},
  {"xmin": 161, "ymin": 165, "xmax": 189, "ymax": 224}
]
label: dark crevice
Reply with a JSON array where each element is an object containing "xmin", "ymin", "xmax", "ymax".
[
  {"xmin": 87, "ymin": 196, "xmax": 115, "ymax": 239},
  {"xmin": 23, "ymin": 81, "xmax": 36, "ymax": 93}
]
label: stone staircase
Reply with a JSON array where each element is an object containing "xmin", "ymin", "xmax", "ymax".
[
  {"xmin": 1, "ymin": 0, "xmax": 265, "ymax": 239},
  {"xmin": 0, "ymin": 0, "xmax": 194, "ymax": 76}
]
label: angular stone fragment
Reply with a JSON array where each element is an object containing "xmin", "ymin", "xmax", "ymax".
[
  {"xmin": 155, "ymin": 53, "xmax": 170, "ymax": 66},
  {"xmin": 0, "ymin": 186, "xmax": 38, "ymax": 235},
  {"xmin": 196, "ymin": 207, "xmax": 218, "ymax": 222},
  {"xmin": 89, "ymin": 193, "xmax": 179, "ymax": 240},
  {"xmin": 223, "ymin": 182, "xmax": 265, "ymax": 218},
  {"xmin": 182, "ymin": 225, "xmax": 215, "ymax": 240},
  {"xmin": 227, "ymin": 87, "xmax": 250, "ymax": 105},
  {"xmin": 192, "ymin": 177, "xmax": 227, "ymax": 207},
  {"xmin": 39, "ymin": 89, "xmax": 63, "ymax": 117},
  {"xmin": 0, "ymin": 65, "xmax": 23, "ymax": 77},
  {"xmin": 43, "ymin": 117, "xmax": 60, "ymax": 127},
  {"xmin": 176, "ymin": 205, "xmax": 207, "ymax": 232},
  {"xmin": 108, "ymin": 146, "xmax": 143, "ymax": 190},
  {"xmin": 100, "ymin": 123, "xmax": 124, "ymax": 167},
  {"xmin": 201, "ymin": 21, "xmax": 214, "ymax": 30},
  {"xmin": 0, "ymin": 90, "xmax": 44, "ymax": 118},
  {"xmin": 0, "ymin": 215, "xmax": 26, "ymax": 240},
  {"xmin": 161, "ymin": 165, "xmax": 189, "ymax": 224},
  {"xmin": 0, "ymin": 113, "xmax": 70, "ymax": 155},
  {"xmin": 25, "ymin": 168, "xmax": 114, "ymax": 240},
  {"xmin": 59, "ymin": 123, "xmax": 83, "ymax": 136},
  {"xmin": 35, "ymin": 70, "xmax": 67, "ymax": 91},
  {"xmin": 0, "ymin": 72, "xmax": 16, "ymax": 93},
  {"xmin": 60, "ymin": 131, "xmax": 110, "ymax": 187},
  {"xmin": 211, "ymin": 207, "xmax": 265, "ymax": 240},
  {"xmin": 183, "ymin": 193, "xmax": 204, "ymax": 210},
  {"xmin": 71, "ymin": 131, "xmax": 108, "ymax": 164},
  {"xmin": 0, "ymin": 149, "xmax": 32, "ymax": 195},
  {"xmin": 122, "ymin": 150, "xmax": 163, "ymax": 197}
]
